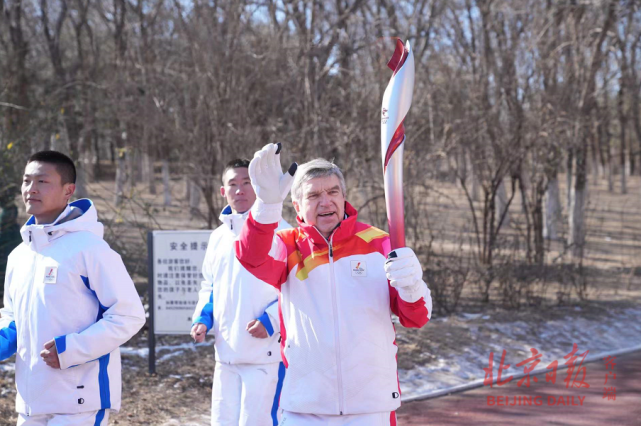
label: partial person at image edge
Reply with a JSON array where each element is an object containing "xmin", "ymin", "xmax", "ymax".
[
  {"xmin": 0, "ymin": 185, "xmax": 23, "ymax": 288},
  {"xmin": 191, "ymin": 158, "xmax": 289, "ymax": 426},
  {"xmin": 0, "ymin": 150, "xmax": 146, "ymax": 426}
]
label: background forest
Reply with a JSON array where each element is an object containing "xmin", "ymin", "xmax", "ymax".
[{"xmin": 1, "ymin": 0, "xmax": 641, "ymax": 311}]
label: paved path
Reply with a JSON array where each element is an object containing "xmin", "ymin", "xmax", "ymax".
[
  {"xmin": 396, "ymin": 351, "xmax": 641, "ymax": 425},
  {"xmin": 161, "ymin": 351, "xmax": 640, "ymax": 425}
]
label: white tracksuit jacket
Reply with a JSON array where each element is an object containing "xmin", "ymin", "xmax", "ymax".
[
  {"xmin": 192, "ymin": 205, "xmax": 290, "ymax": 364},
  {"xmin": 236, "ymin": 201, "xmax": 432, "ymax": 416},
  {"xmin": 0, "ymin": 199, "xmax": 146, "ymax": 416}
]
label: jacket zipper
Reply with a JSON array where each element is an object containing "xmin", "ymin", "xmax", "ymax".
[
  {"xmin": 26, "ymin": 233, "xmax": 38, "ymax": 415},
  {"xmin": 318, "ymin": 228, "xmax": 344, "ymax": 415}
]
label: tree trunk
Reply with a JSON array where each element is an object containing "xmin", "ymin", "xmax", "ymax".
[
  {"xmin": 533, "ymin": 181, "xmax": 546, "ymax": 265},
  {"xmin": 75, "ymin": 161, "xmax": 88, "ymax": 199},
  {"xmin": 607, "ymin": 151, "xmax": 614, "ymax": 192},
  {"xmin": 127, "ymin": 148, "xmax": 136, "ymax": 190},
  {"xmin": 52, "ymin": 116, "xmax": 71, "ymax": 155},
  {"xmin": 518, "ymin": 172, "xmax": 532, "ymax": 262},
  {"xmin": 189, "ymin": 179, "xmax": 202, "ymax": 217},
  {"xmin": 74, "ymin": 137, "xmax": 93, "ymax": 199},
  {"xmin": 590, "ymin": 123, "xmax": 601, "ymax": 180},
  {"xmin": 569, "ymin": 147, "xmax": 588, "ymax": 258},
  {"xmin": 568, "ymin": 1, "xmax": 615, "ymax": 259},
  {"xmin": 471, "ymin": 155, "xmax": 481, "ymax": 202},
  {"xmin": 75, "ymin": 91, "xmax": 95, "ymax": 198},
  {"xmin": 544, "ymin": 175, "xmax": 562, "ymax": 240},
  {"xmin": 162, "ymin": 160, "xmax": 171, "ymax": 207},
  {"xmin": 184, "ymin": 175, "xmax": 191, "ymax": 202},
  {"xmin": 457, "ymin": 148, "xmax": 468, "ymax": 189},
  {"xmin": 632, "ymin": 82, "xmax": 641, "ymax": 181},
  {"xmin": 135, "ymin": 149, "xmax": 143, "ymax": 183},
  {"xmin": 496, "ymin": 179, "xmax": 510, "ymax": 228},
  {"xmin": 115, "ymin": 149, "xmax": 127, "ymax": 206},
  {"xmin": 519, "ymin": 162, "xmax": 532, "ymax": 215},
  {"xmin": 618, "ymin": 85, "xmax": 628, "ymax": 194},
  {"xmin": 142, "ymin": 152, "xmax": 156, "ymax": 195},
  {"xmin": 447, "ymin": 156, "xmax": 457, "ymax": 184},
  {"xmin": 620, "ymin": 148, "xmax": 627, "ymax": 194},
  {"xmin": 93, "ymin": 136, "xmax": 101, "ymax": 181},
  {"xmin": 566, "ymin": 150, "xmax": 573, "ymax": 211},
  {"xmin": 600, "ymin": 85, "xmax": 613, "ymax": 192}
]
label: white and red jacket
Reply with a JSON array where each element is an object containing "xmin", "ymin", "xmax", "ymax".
[{"xmin": 236, "ymin": 201, "xmax": 431, "ymax": 416}]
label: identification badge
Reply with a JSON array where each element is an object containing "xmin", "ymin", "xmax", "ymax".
[
  {"xmin": 351, "ymin": 261, "xmax": 367, "ymax": 277},
  {"xmin": 44, "ymin": 266, "xmax": 58, "ymax": 284}
]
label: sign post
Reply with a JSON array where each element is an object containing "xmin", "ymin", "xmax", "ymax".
[
  {"xmin": 147, "ymin": 230, "xmax": 212, "ymax": 374},
  {"xmin": 147, "ymin": 231, "xmax": 155, "ymax": 374}
]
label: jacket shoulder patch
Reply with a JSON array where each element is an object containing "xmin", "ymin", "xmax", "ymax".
[{"xmin": 355, "ymin": 226, "xmax": 388, "ymax": 243}]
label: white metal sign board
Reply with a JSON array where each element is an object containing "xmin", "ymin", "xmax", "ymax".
[{"xmin": 150, "ymin": 230, "xmax": 212, "ymax": 334}]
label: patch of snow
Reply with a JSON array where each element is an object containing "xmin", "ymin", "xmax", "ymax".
[
  {"xmin": 120, "ymin": 339, "xmax": 214, "ymax": 362},
  {"xmin": 460, "ymin": 313, "xmax": 483, "ymax": 320},
  {"xmin": 1, "ymin": 388, "xmax": 15, "ymax": 397},
  {"xmin": 159, "ymin": 350, "xmax": 185, "ymax": 363},
  {"xmin": 399, "ymin": 306, "xmax": 641, "ymax": 400},
  {"xmin": 0, "ymin": 364, "xmax": 15, "ymax": 372},
  {"xmin": 119, "ymin": 346, "xmax": 149, "ymax": 357}
]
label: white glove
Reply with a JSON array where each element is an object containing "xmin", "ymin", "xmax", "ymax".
[
  {"xmin": 384, "ymin": 247, "xmax": 428, "ymax": 303},
  {"xmin": 249, "ymin": 143, "xmax": 297, "ymax": 224}
]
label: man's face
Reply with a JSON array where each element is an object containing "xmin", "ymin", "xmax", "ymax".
[
  {"xmin": 293, "ymin": 174, "xmax": 345, "ymax": 239},
  {"xmin": 220, "ymin": 167, "xmax": 256, "ymax": 214},
  {"xmin": 22, "ymin": 161, "xmax": 74, "ymax": 224}
]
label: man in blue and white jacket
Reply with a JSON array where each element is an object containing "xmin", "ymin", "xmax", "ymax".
[
  {"xmin": 190, "ymin": 158, "xmax": 289, "ymax": 426},
  {"xmin": 0, "ymin": 150, "xmax": 146, "ymax": 426}
]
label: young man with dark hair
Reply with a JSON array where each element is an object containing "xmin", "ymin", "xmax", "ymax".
[
  {"xmin": 0, "ymin": 150, "xmax": 146, "ymax": 426},
  {"xmin": 191, "ymin": 158, "xmax": 289, "ymax": 426},
  {"xmin": 26, "ymin": 150, "xmax": 77, "ymax": 185}
]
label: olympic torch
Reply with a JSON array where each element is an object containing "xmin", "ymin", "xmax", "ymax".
[{"xmin": 381, "ymin": 39, "xmax": 415, "ymax": 250}]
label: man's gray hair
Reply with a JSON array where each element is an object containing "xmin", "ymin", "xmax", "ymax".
[{"xmin": 291, "ymin": 158, "xmax": 346, "ymax": 203}]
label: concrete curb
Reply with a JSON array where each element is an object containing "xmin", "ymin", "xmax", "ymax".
[{"xmin": 401, "ymin": 344, "xmax": 641, "ymax": 403}]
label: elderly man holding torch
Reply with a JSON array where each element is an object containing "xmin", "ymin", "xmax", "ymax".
[{"xmin": 235, "ymin": 143, "xmax": 432, "ymax": 426}]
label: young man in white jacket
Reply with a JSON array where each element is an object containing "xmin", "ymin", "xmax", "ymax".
[
  {"xmin": 0, "ymin": 151, "xmax": 146, "ymax": 426},
  {"xmin": 190, "ymin": 159, "xmax": 289, "ymax": 426}
]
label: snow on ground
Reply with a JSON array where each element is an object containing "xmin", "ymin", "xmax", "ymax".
[
  {"xmin": 120, "ymin": 339, "xmax": 214, "ymax": 358},
  {"xmin": 118, "ymin": 306, "xmax": 641, "ymax": 403},
  {"xmin": 398, "ymin": 306, "xmax": 641, "ymax": 399},
  {"xmin": 0, "ymin": 364, "xmax": 14, "ymax": 372},
  {"xmin": 121, "ymin": 339, "xmax": 214, "ymax": 365}
]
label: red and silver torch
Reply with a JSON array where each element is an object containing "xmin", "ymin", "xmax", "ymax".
[{"xmin": 381, "ymin": 39, "xmax": 415, "ymax": 250}]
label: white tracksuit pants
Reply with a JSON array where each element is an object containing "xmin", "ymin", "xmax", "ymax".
[
  {"xmin": 279, "ymin": 411, "xmax": 397, "ymax": 426},
  {"xmin": 212, "ymin": 362, "xmax": 285, "ymax": 426},
  {"xmin": 17, "ymin": 410, "xmax": 109, "ymax": 426}
]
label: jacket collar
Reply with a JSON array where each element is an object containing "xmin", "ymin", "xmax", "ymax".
[
  {"xmin": 219, "ymin": 205, "xmax": 249, "ymax": 236},
  {"xmin": 296, "ymin": 202, "xmax": 358, "ymax": 246},
  {"xmin": 20, "ymin": 198, "xmax": 103, "ymax": 251}
]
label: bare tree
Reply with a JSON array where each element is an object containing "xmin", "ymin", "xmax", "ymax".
[{"xmin": 568, "ymin": 0, "xmax": 616, "ymax": 259}]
